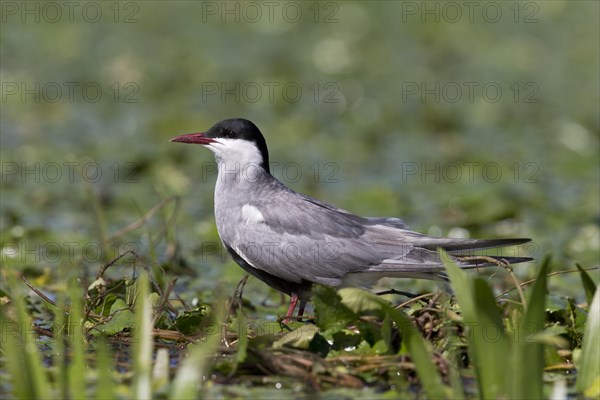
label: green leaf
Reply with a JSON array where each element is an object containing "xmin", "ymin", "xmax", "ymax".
[
  {"xmin": 312, "ymin": 285, "xmax": 357, "ymax": 333},
  {"xmin": 53, "ymin": 276, "xmax": 67, "ymax": 399},
  {"xmin": 67, "ymin": 278, "xmax": 87, "ymax": 400},
  {"xmin": 370, "ymin": 339, "xmax": 390, "ymax": 355},
  {"xmin": 330, "ymin": 330, "xmax": 362, "ymax": 351},
  {"xmin": 338, "ymin": 288, "xmax": 447, "ymax": 399},
  {"xmin": 1, "ymin": 271, "xmax": 51, "ymax": 399},
  {"xmin": 472, "ymin": 278, "xmax": 510, "ymax": 397},
  {"xmin": 338, "ymin": 286, "xmax": 387, "ymax": 317},
  {"xmin": 273, "ymin": 324, "xmax": 320, "ymax": 349},
  {"xmin": 577, "ymin": 289, "xmax": 600, "ymax": 395},
  {"xmin": 133, "ymin": 273, "xmax": 153, "ymax": 400},
  {"xmin": 448, "ymin": 348, "xmax": 466, "ymax": 400},
  {"xmin": 172, "ymin": 306, "xmax": 209, "ymax": 335},
  {"xmin": 92, "ymin": 298, "xmax": 136, "ymax": 336},
  {"xmin": 443, "ymin": 250, "xmax": 509, "ymax": 399},
  {"xmin": 510, "ymin": 256, "xmax": 550, "ymax": 399},
  {"xmin": 246, "ymin": 322, "xmax": 286, "ymax": 349},
  {"xmin": 309, "ymin": 332, "xmax": 331, "ymax": 357},
  {"xmin": 232, "ymin": 310, "xmax": 248, "ymax": 373},
  {"xmin": 95, "ymin": 336, "xmax": 115, "ymax": 400},
  {"xmin": 170, "ymin": 293, "xmax": 225, "ymax": 400},
  {"xmin": 381, "ymin": 314, "xmax": 393, "ymax": 354},
  {"xmin": 576, "ymin": 264, "xmax": 597, "ymax": 305}
]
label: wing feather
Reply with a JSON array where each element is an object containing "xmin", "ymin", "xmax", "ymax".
[{"xmin": 220, "ymin": 177, "xmax": 532, "ymax": 288}]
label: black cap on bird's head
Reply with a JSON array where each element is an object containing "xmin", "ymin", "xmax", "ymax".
[{"xmin": 171, "ymin": 118, "xmax": 270, "ymax": 173}]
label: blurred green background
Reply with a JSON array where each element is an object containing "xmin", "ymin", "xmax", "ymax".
[{"xmin": 1, "ymin": 1, "xmax": 598, "ymax": 300}]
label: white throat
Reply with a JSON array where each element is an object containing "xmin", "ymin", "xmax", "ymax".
[{"xmin": 207, "ymin": 138, "xmax": 265, "ymax": 183}]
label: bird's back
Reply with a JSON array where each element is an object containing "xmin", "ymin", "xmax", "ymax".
[{"xmin": 213, "ymin": 172, "xmax": 530, "ymax": 289}]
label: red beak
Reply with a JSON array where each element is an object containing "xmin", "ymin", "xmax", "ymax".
[{"xmin": 170, "ymin": 132, "xmax": 216, "ymax": 145}]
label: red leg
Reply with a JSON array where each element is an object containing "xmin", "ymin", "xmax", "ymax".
[{"xmin": 283, "ymin": 293, "xmax": 298, "ymax": 323}]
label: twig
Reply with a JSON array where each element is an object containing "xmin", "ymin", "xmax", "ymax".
[
  {"xmin": 456, "ymin": 255, "xmax": 527, "ymax": 306},
  {"xmin": 96, "ymin": 250, "xmax": 140, "ymax": 279},
  {"xmin": 395, "ymin": 292, "xmax": 437, "ymax": 309},
  {"xmin": 544, "ymin": 363, "xmax": 576, "ymax": 372},
  {"xmin": 226, "ymin": 275, "xmax": 249, "ymax": 322},
  {"xmin": 505, "ymin": 264, "xmax": 527, "ymax": 307},
  {"xmin": 105, "ymin": 196, "xmax": 179, "ymax": 242},
  {"xmin": 496, "ymin": 298, "xmax": 524, "ymax": 306},
  {"xmin": 496, "ymin": 267, "xmax": 600, "ymax": 299},
  {"xmin": 152, "ymin": 277, "xmax": 178, "ymax": 327},
  {"xmin": 22, "ymin": 275, "xmax": 58, "ymax": 308}
]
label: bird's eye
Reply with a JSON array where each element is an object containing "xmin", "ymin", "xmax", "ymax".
[{"xmin": 220, "ymin": 129, "xmax": 232, "ymax": 138}]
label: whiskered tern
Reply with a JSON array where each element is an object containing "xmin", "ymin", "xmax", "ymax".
[{"xmin": 171, "ymin": 118, "xmax": 532, "ymax": 321}]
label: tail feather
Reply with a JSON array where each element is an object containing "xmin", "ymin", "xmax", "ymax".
[
  {"xmin": 415, "ymin": 237, "xmax": 531, "ymax": 252},
  {"xmin": 366, "ymin": 248, "xmax": 534, "ymax": 275},
  {"xmin": 347, "ymin": 232, "xmax": 534, "ymax": 286}
]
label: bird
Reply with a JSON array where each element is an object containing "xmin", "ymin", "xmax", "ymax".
[{"xmin": 171, "ymin": 118, "xmax": 533, "ymax": 322}]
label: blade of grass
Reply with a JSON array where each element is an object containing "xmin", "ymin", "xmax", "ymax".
[
  {"xmin": 0, "ymin": 311, "xmax": 33, "ymax": 398},
  {"xmin": 443, "ymin": 250, "xmax": 509, "ymax": 399},
  {"xmin": 339, "ymin": 287, "xmax": 448, "ymax": 399},
  {"xmin": 132, "ymin": 199, "xmax": 158, "ymax": 265},
  {"xmin": 95, "ymin": 336, "xmax": 115, "ymax": 400},
  {"xmin": 170, "ymin": 299, "xmax": 225, "ymax": 399},
  {"xmin": 105, "ymin": 196, "xmax": 179, "ymax": 242},
  {"xmin": 510, "ymin": 256, "xmax": 550, "ymax": 399},
  {"xmin": 448, "ymin": 348, "xmax": 466, "ymax": 400},
  {"xmin": 152, "ymin": 348, "xmax": 170, "ymax": 392},
  {"xmin": 54, "ymin": 276, "xmax": 67, "ymax": 399},
  {"xmin": 230, "ymin": 309, "xmax": 248, "ymax": 375},
  {"xmin": 1, "ymin": 270, "xmax": 51, "ymax": 398},
  {"xmin": 384, "ymin": 303, "xmax": 447, "ymax": 399},
  {"xmin": 133, "ymin": 272, "xmax": 153, "ymax": 400},
  {"xmin": 68, "ymin": 277, "xmax": 87, "ymax": 399},
  {"xmin": 576, "ymin": 263, "xmax": 597, "ymax": 305},
  {"xmin": 472, "ymin": 279, "xmax": 510, "ymax": 397},
  {"xmin": 576, "ymin": 288, "xmax": 600, "ymax": 396},
  {"xmin": 85, "ymin": 179, "xmax": 110, "ymax": 263}
]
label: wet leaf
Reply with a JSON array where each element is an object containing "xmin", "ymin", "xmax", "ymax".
[
  {"xmin": 92, "ymin": 298, "xmax": 136, "ymax": 336},
  {"xmin": 577, "ymin": 289, "xmax": 600, "ymax": 394},
  {"xmin": 172, "ymin": 306, "xmax": 209, "ymax": 335},
  {"xmin": 576, "ymin": 264, "xmax": 597, "ymax": 305},
  {"xmin": 273, "ymin": 324, "xmax": 319, "ymax": 350},
  {"xmin": 312, "ymin": 285, "xmax": 357, "ymax": 333}
]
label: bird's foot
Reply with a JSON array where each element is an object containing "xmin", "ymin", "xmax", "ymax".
[
  {"xmin": 455, "ymin": 255, "xmax": 509, "ymax": 267},
  {"xmin": 282, "ymin": 293, "xmax": 299, "ymax": 324},
  {"xmin": 281, "ymin": 295, "xmax": 308, "ymax": 324}
]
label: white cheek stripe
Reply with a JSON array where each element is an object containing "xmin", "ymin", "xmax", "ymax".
[{"xmin": 208, "ymin": 138, "xmax": 264, "ymax": 166}]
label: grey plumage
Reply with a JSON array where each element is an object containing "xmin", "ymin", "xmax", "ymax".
[
  {"xmin": 171, "ymin": 118, "xmax": 533, "ymax": 316},
  {"xmin": 215, "ymin": 170, "xmax": 529, "ymax": 291}
]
